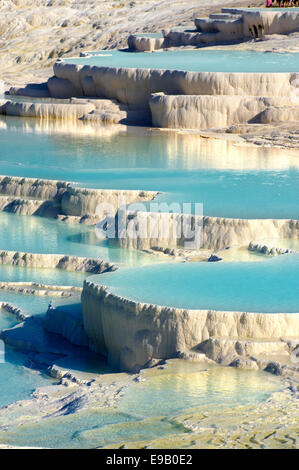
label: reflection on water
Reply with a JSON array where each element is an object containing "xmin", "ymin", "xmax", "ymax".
[
  {"xmin": 0, "ymin": 117, "xmax": 298, "ymax": 219},
  {"xmin": 1, "ymin": 116, "xmax": 298, "ymax": 172},
  {"xmin": 0, "ymin": 212, "xmax": 158, "ymax": 267}
]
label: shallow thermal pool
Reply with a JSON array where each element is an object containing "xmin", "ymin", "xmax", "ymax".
[
  {"xmin": 66, "ymin": 49, "xmax": 299, "ymax": 73},
  {"xmin": 0, "ymin": 212, "xmax": 157, "ymax": 267},
  {"xmin": 89, "ymin": 253, "xmax": 299, "ymax": 313},
  {"xmin": 0, "ymin": 292, "xmax": 59, "ymax": 407},
  {"xmin": 0, "ymin": 292, "xmax": 53, "ymax": 323},
  {"xmin": 0, "ymin": 360, "xmax": 281, "ymax": 448},
  {"xmin": 1, "ymin": 117, "xmax": 298, "ymax": 219},
  {"xmin": 0, "ymin": 345, "xmax": 55, "ymax": 408}
]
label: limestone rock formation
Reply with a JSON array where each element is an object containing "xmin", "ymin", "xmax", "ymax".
[{"xmin": 81, "ymin": 280, "xmax": 299, "ymax": 372}]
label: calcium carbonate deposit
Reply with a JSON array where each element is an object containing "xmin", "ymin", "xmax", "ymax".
[{"xmin": 0, "ymin": 0, "xmax": 298, "ymax": 450}]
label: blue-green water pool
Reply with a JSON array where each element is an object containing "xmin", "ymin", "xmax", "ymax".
[
  {"xmin": 0, "ymin": 345, "xmax": 54, "ymax": 408},
  {"xmin": 0, "ymin": 117, "xmax": 298, "ymax": 219},
  {"xmin": 66, "ymin": 49, "xmax": 299, "ymax": 73},
  {"xmin": 0, "ymin": 360, "xmax": 281, "ymax": 448},
  {"xmin": 0, "ymin": 263, "xmax": 86, "ymax": 287},
  {"xmin": 90, "ymin": 254, "xmax": 299, "ymax": 312},
  {"xmin": 0, "ymin": 292, "xmax": 59, "ymax": 408},
  {"xmin": 0, "ymin": 212, "xmax": 156, "ymax": 267},
  {"xmin": 0, "ymin": 292, "xmax": 53, "ymax": 323}
]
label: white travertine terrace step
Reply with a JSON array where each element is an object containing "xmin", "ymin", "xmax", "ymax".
[
  {"xmin": 82, "ymin": 279, "xmax": 299, "ymax": 372},
  {"xmin": 0, "ymin": 175, "xmax": 157, "ymax": 218},
  {"xmin": 149, "ymin": 93, "xmax": 299, "ymax": 130},
  {"xmin": 0, "ymin": 250, "xmax": 117, "ymax": 274}
]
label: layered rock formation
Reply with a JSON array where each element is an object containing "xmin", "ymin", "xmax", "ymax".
[
  {"xmin": 248, "ymin": 241, "xmax": 297, "ymax": 256},
  {"xmin": 129, "ymin": 8, "xmax": 299, "ymax": 51},
  {"xmin": 223, "ymin": 8, "xmax": 299, "ymax": 37},
  {"xmin": 150, "ymin": 93, "xmax": 299, "ymax": 129},
  {"xmin": 0, "ymin": 175, "xmax": 157, "ymax": 219},
  {"xmin": 40, "ymin": 62, "xmax": 299, "ymax": 130},
  {"xmin": 51, "ymin": 62, "xmax": 299, "ymax": 107},
  {"xmin": 81, "ymin": 280, "xmax": 299, "ymax": 371},
  {"xmin": 0, "ymin": 282, "xmax": 82, "ymax": 298},
  {"xmin": 117, "ymin": 212, "xmax": 299, "ymax": 251},
  {"xmin": 0, "ymin": 250, "xmax": 117, "ymax": 274}
]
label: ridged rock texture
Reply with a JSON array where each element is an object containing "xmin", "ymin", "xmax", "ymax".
[
  {"xmin": 0, "ymin": 175, "xmax": 157, "ymax": 218},
  {"xmin": 150, "ymin": 93, "xmax": 299, "ymax": 129},
  {"xmin": 116, "ymin": 212, "xmax": 299, "ymax": 251},
  {"xmin": 0, "ymin": 250, "xmax": 117, "ymax": 273},
  {"xmin": 81, "ymin": 281, "xmax": 299, "ymax": 372}
]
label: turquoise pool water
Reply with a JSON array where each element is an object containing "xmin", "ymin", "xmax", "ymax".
[
  {"xmin": 133, "ymin": 33, "xmax": 163, "ymax": 38},
  {"xmin": 66, "ymin": 50, "xmax": 299, "ymax": 73},
  {"xmin": 0, "ymin": 117, "xmax": 298, "ymax": 219},
  {"xmin": 0, "ymin": 345, "xmax": 54, "ymax": 407},
  {"xmin": 0, "ymin": 360, "xmax": 280, "ymax": 448},
  {"xmin": 0, "ymin": 292, "xmax": 53, "ymax": 321},
  {"xmin": 0, "ymin": 263, "xmax": 86, "ymax": 287},
  {"xmin": 0, "ymin": 212, "xmax": 156, "ymax": 267},
  {"xmin": 119, "ymin": 361, "xmax": 280, "ymax": 418},
  {"xmin": 0, "ymin": 292, "xmax": 59, "ymax": 407},
  {"xmin": 90, "ymin": 254, "xmax": 299, "ymax": 312}
]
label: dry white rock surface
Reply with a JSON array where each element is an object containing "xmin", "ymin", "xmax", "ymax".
[{"xmin": 0, "ymin": 0, "xmax": 263, "ymax": 86}]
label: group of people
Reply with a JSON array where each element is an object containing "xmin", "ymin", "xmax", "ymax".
[{"xmin": 266, "ymin": 0, "xmax": 299, "ymax": 7}]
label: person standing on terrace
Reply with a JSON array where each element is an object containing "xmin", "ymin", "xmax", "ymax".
[{"xmin": 266, "ymin": 0, "xmax": 273, "ymax": 6}]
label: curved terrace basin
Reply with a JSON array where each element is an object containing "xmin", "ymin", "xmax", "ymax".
[
  {"xmin": 89, "ymin": 254, "xmax": 299, "ymax": 313},
  {"xmin": 0, "ymin": 212, "xmax": 155, "ymax": 267},
  {"xmin": 119, "ymin": 361, "xmax": 280, "ymax": 418},
  {"xmin": 0, "ymin": 263, "xmax": 86, "ymax": 287},
  {"xmin": 0, "ymin": 293, "xmax": 55, "ymax": 322},
  {"xmin": 66, "ymin": 50, "xmax": 299, "ymax": 73},
  {"xmin": 1, "ymin": 118, "xmax": 298, "ymax": 219}
]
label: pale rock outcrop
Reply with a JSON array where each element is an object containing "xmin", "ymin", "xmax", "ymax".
[
  {"xmin": 0, "ymin": 250, "xmax": 117, "ymax": 274},
  {"xmin": 0, "ymin": 196, "xmax": 60, "ymax": 217},
  {"xmin": 223, "ymin": 8, "xmax": 299, "ymax": 37},
  {"xmin": 199, "ymin": 337, "xmax": 290, "ymax": 364},
  {"xmin": 150, "ymin": 93, "xmax": 297, "ymax": 129},
  {"xmin": 248, "ymin": 241, "xmax": 296, "ymax": 256},
  {"xmin": 0, "ymin": 175, "xmax": 68, "ymax": 200},
  {"xmin": 257, "ymin": 106, "xmax": 299, "ymax": 125},
  {"xmin": 81, "ymin": 281, "xmax": 299, "ymax": 371},
  {"xmin": 0, "ymin": 302, "xmax": 28, "ymax": 321},
  {"xmin": 3, "ymin": 100, "xmax": 95, "ymax": 120},
  {"xmin": 0, "ymin": 282, "xmax": 82, "ymax": 298},
  {"xmin": 52, "ymin": 61, "xmax": 299, "ymax": 108},
  {"xmin": 47, "ymin": 76, "xmax": 81, "ymax": 99},
  {"xmin": 128, "ymin": 35, "xmax": 165, "ymax": 52},
  {"xmin": 117, "ymin": 212, "xmax": 299, "ymax": 251},
  {"xmin": 45, "ymin": 298, "xmax": 89, "ymax": 347},
  {"xmin": 0, "ymin": 175, "xmax": 157, "ymax": 219},
  {"xmin": 8, "ymin": 83, "xmax": 50, "ymax": 98},
  {"xmin": 195, "ymin": 17, "xmax": 243, "ymax": 36},
  {"xmin": 61, "ymin": 187, "xmax": 157, "ymax": 217}
]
